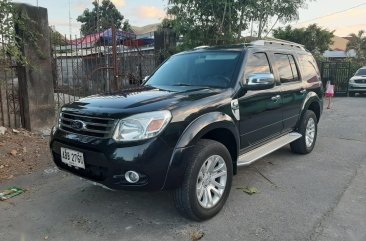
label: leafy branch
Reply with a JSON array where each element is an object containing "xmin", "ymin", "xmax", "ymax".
[{"xmin": 0, "ymin": 0, "xmax": 44, "ymax": 70}]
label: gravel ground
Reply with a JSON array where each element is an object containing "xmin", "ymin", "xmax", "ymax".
[{"xmin": 0, "ymin": 97, "xmax": 365, "ymax": 241}]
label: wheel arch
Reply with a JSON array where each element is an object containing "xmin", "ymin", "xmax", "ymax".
[
  {"xmin": 162, "ymin": 112, "xmax": 240, "ymax": 190},
  {"xmin": 176, "ymin": 112, "xmax": 239, "ymax": 167},
  {"xmin": 297, "ymin": 92, "xmax": 322, "ymax": 128}
]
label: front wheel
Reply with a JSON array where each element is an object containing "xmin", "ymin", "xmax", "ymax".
[
  {"xmin": 174, "ymin": 139, "xmax": 233, "ymax": 221},
  {"xmin": 291, "ymin": 110, "xmax": 318, "ymax": 154}
]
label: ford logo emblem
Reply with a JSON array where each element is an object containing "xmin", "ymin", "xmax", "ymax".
[{"xmin": 71, "ymin": 120, "xmax": 85, "ymax": 130}]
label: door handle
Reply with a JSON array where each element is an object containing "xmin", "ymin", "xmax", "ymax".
[
  {"xmin": 300, "ymin": 89, "xmax": 307, "ymax": 94},
  {"xmin": 271, "ymin": 95, "xmax": 281, "ymax": 102}
]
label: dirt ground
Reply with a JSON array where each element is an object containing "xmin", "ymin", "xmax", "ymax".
[{"xmin": 0, "ymin": 128, "xmax": 52, "ymax": 182}]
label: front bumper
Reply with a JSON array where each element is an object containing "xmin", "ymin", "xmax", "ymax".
[
  {"xmin": 50, "ymin": 128, "xmax": 176, "ymax": 191},
  {"xmin": 349, "ymin": 84, "xmax": 366, "ymax": 93}
]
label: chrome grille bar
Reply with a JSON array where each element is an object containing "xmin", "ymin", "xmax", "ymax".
[{"xmin": 59, "ymin": 112, "xmax": 116, "ymax": 138}]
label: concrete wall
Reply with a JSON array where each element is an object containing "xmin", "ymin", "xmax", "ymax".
[{"xmin": 15, "ymin": 3, "xmax": 55, "ymax": 131}]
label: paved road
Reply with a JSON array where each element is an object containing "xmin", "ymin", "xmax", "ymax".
[{"xmin": 1, "ymin": 97, "xmax": 366, "ymax": 241}]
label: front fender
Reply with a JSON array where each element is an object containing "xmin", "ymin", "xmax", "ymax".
[
  {"xmin": 162, "ymin": 112, "xmax": 240, "ymax": 190},
  {"xmin": 297, "ymin": 92, "xmax": 322, "ymax": 127},
  {"xmin": 176, "ymin": 112, "xmax": 239, "ymax": 148}
]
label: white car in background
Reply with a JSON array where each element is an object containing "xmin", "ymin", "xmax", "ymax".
[{"xmin": 349, "ymin": 67, "xmax": 366, "ymax": 97}]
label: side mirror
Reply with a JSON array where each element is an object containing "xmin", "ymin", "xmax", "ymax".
[{"xmin": 244, "ymin": 73, "xmax": 275, "ymax": 90}]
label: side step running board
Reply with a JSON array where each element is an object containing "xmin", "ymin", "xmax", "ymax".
[{"xmin": 237, "ymin": 132, "xmax": 302, "ymax": 167}]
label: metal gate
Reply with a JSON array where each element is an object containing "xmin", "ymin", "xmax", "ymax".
[
  {"xmin": 52, "ymin": 27, "xmax": 156, "ymax": 111},
  {"xmin": 0, "ymin": 43, "xmax": 22, "ymax": 128},
  {"xmin": 321, "ymin": 62, "xmax": 351, "ymax": 96}
]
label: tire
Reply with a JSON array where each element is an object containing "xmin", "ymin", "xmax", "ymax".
[
  {"xmin": 291, "ymin": 110, "xmax": 318, "ymax": 154},
  {"xmin": 349, "ymin": 92, "xmax": 356, "ymax": 97},
  {"xmin": 174, "ymin": 139, "xmax": 233, "ymax": 221}
]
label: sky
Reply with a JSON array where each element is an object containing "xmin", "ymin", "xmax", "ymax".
[{"xmin": 13, "ymin": 0, "xmax": 366, "ymax": 37}]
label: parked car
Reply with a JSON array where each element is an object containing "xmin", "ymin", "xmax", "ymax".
[
  {"xmin": 50, "ymin": 40, "xmax": 323, "ymax": 221},
  {"xmin": 349, "ymin": 67, "xmax": 366, "ymax": 96}
]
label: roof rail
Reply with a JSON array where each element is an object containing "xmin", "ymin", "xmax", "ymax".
[
  {"xmin": 194, "ymin": 45, "xmax": 210, "ymax": 50},
  {"xmin": 251, "ymin": 39, "xmax": 306, "ymax": 51}
]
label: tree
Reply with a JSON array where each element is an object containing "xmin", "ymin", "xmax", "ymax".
[
  {"xmin": 77, "ymin": 0, "xmax": 131, "ymax": 36},
  {"xmin": 273, "ymin": 24, "xmax": 334, "ymax": 54},
  {"xmin": 346, "ymin": 30, "xmax": 366, "ymax": 63},
  {"xmin": 167, "ymin": 0, "xmax": 241, "ymax": 48},
  {"xmin": 253, "ymin": 0, "xmax": 311, "ymax": 38},
  {"xmin": 50, "ymin": 28, "xmax": 67, "ymax": 46},
  {"xmin": 0, "ymin": 0, "xmax": 42, "ymax": 67},
  {"xmin": 166, "ymin": 0, "xmax": 313, "ymax": 49}
]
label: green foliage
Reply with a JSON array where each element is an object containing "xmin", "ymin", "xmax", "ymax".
[
  {"xmin": 50, "ymin": 29, "xmax": 67, "ymax": 46},
  {"xmin": 349, "ymin": 59, "xmax": 364, "ymax": 75},
  {"xmin": 0, "ymin": 0, "xmax": 44, "ymax": 68},
  {"xmin": 273, "ymin": 24, "xmax": 334, "ymax": 54},
  {"xmin": 122, "ymin": 20, "xmax": 132, "ymax": 32},
  {"xmin": 77, "ymin": 0, "xmax": 130, "ymax": 35},
  {"xmin": 252, "ymin": 0, "xmax": 311, "ymax": 38},
  {"xmin": 0, "ymin": 0, "xmax": 25, "ymax": 68},
  {"xmin": 167, "ymin": 0, "xmax": 312, "ymax": 49},
  {"xmin": 167, "ymin": 0, "xmax": 239, "ymax": 49},
  {"xmin": 346, "ymin": 30, "xmax": 366, "ymax": 64}
]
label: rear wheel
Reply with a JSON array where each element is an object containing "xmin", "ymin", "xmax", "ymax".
[
  {"xmin": 174, "ymin": 139, "xmax": 233, "ymax": 221},
  {"xmin": 291, "ymin": 110, "xmax": 318, "ymax": 154}
]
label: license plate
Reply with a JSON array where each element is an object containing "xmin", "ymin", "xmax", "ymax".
[{"xmin": 61, "ymin": 147, "xmax": 85, "ymax": 169}]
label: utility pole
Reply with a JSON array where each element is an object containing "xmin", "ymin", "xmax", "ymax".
[
  {"xmin": 68, "ymin": 0, "xmax": 72, "ymax": 36},
  {"xmin": 96, "ymin": 0, "xmax": 100, "ymax": 32}
]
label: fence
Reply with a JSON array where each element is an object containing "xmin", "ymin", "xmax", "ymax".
[
  {"xmin": 0, "ymin": 41, "xmax": 22, "ymax": 128},
  {"xmin": 321, "ymin": 61, "xmax": 351, "ymax": 96},
  {"xmin": 52, "ymin": 27, "xmax": 157, "ymax": 110}
]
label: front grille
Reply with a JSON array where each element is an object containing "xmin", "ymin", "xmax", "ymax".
[
  {"xmin": 59, "ymin": 112, "xmax": 116, "ymax": 138},
  {"xmin": 355, "ymin": 79, "xmax": 366, "ymax": 84}
]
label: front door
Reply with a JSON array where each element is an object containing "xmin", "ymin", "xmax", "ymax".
[{"xmin": 238, "ymin": 52, "xmax": 283, "ymax": 149}]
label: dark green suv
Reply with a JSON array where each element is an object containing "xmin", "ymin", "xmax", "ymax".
[{"xmin": 50, "ymin": 40, "xmax": 323, "ymax": 221}]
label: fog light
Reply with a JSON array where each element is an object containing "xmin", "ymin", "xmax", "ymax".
[{"xmin": 125, "ymin": 171, "xmax": 140, "ymax": 183}]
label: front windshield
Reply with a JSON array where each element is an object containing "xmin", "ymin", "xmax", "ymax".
[
  {"xmin": 145, "ymin": 51, "xmax": 241, "ymax": 88},
  {"xmin": 355, "ymin": 68, "xmax": 366, "ymax": 76}
]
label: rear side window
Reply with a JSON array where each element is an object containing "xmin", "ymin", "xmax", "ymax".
[
  {"xmin": 299, "ymin": 54, "xmax": 320, "ymax": 82},
  {"xmin": 244, "ymin": 52, "xmax": 271, "ymax": 80},
  {"xmin": 274, "ymin": 54, "xmax": 299, "ymax": 83}
]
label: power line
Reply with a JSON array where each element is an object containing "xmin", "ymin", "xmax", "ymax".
[{"xmin": 294, "ymin": 2, "xmax": 366, "ymax": 26}]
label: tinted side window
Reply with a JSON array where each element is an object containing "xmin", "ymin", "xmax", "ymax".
[
  {"xmin": 244, "ymin": 53, "xmax": 271, "ymax": 80},
  {"xmin": 299, "ymin": 54, "xmax": 320, "ymax": 82},
  {"xmin": 274, "ymin": 54, "xmax": 299, "ymax": 83}
]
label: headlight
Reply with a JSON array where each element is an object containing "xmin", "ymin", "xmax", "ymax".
[
  {"xmin": 349, "ymin": 79, "xmax": 355, "ymax": 84},
  {"xmin": 113, "ymin": 111, "xmax": 172, "ymax": 142}
]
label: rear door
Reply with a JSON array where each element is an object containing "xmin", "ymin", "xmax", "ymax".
[
  {"xmin": 272, "ymin": 53, "xmax": 306, "ymax": 132},
  {"xmin": 238, "ymin": 52, "xmax": 283, "ymax": 149}
]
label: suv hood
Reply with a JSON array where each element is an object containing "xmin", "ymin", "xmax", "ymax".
[
  {"xmin": 351, "ymin": 75, "xmax": 366, "ymax": 80},
  {"xmin": 62, "ymin": 85, "xmax": 226, "ymax": 118}
]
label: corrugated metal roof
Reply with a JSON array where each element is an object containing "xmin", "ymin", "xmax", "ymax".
[
  {"xmin": 323, "ymin": 49, "xmax": 356, "ymax": 58},
  {"xmin": 131, "ymin": 23, "xmax": 160, "ymax": 35}
]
